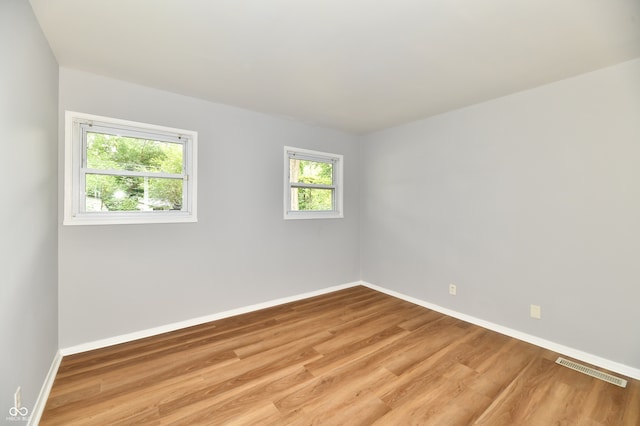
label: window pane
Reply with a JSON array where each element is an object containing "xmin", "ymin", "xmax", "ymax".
[
  {"xmin": 85, "ymin": 174, "xmax": 183, "ymax": 212},
  {"xmin": 86, "ymin": 132, "xmax": 183, "ymax": 174},
  {"xmin": 290, "ymin": 188, "xmax": 333, "ymax": 211},
  {"xmin": 289, "ymin": 158, "xmax": 333, "ymax": 185}
]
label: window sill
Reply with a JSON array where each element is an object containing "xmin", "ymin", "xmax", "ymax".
[
  {"xmin": 284, "ymin": 211, "xmax": 344, "ymax": 220},
  {"xmin": 63, "ymin": 212, "xmax": 197, "ymax": 226}
]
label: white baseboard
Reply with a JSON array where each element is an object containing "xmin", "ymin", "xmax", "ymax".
[
  {"xmin": 28, "ymin": 350, "xmax": 63, "ymax": 426},
  {"xmin": 58, "ymin": 280, "xmax": 640, "ymax": 381},
  {"xmin": 361, "ymin": 281, "xmax": 640, "ymax": 381},
  {"xmin": 60, "ymin": 282, "xmax": 359, "ymax": 356}
]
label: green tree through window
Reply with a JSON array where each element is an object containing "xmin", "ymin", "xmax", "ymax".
[
  {"xmin": 85, "ymin": 133, "xmax": 184, "ymax": 212},
  {"xmin": 290, "ymin": 158, "xmax": 333, "ymax": 211}
]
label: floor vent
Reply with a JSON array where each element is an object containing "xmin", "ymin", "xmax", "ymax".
[{"xmin": 555, "ymin": 357, "xmax": 627, "ymax": 388}]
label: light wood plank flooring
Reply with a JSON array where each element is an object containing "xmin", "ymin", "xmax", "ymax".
[{"xmin": 41, "ymin": 286, "xmax": 639, "ymax": 425}]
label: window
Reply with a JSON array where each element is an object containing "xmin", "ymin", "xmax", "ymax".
[
  {"xmin": 64, "ymin": 111, "xmax": 197, "ymax": 225},
  {"xmin": 284, "ymin": 146, "xmax": 343, "ymax": 220}
]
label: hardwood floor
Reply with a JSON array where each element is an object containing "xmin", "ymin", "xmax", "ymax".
[{"xmin": 41, "ymin": 286, "xmax": 639, "ymax": 425}]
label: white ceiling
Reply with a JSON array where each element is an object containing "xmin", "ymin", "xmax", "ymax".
[{"xmin": 30, "ymin": 0, "xmax": 640, "ymax": 134}]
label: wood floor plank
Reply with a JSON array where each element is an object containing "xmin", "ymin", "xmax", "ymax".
[
  {"xmin": 55, "ymin": 312, "xmax": 282, "ymax": 378},
  {"xmin": 160, "ymin": 366, "xmax": 314, "ymax": 425},
  {"xmin": 157, "ymin": 333, "xmax": 328, "ymax": 417},
  {"xmin": 396, "ymin": 307, "xmax": 446, "ymax": 331},
  {"xmin": 47, "ymin": 343, "xmax": 238, "ymax": 408},
  {"xmin": 620, "ymin": 379, "xmax": 640, "ymax": 425},
  {"xmin": 274, "ymin": 367, "xmax": 396, "ymax": 425},
  {"xmin": 312, "ymin": 310, "xmax": 408, "ymax": 354},
  {"xmin": 40, "ymin": 286, "xmax": 639, "ymax": 425},
  {"xmin": 304, "ymin": 325, "xmax": 408, "ymax": 376},
  {"xmin": 220, "ymin": 402, "xmax": 282, "ymax": 426},
  {"xmin": 374, "ymin": 362, "xmax": 487, "ymax": 425},
  {"xmin": 381, "ymin": 317, "xmax": 472, "ymax": 376}
]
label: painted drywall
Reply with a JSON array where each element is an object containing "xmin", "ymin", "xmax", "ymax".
[
  {"xmin": 0, "ymin": 0, "xmax": 59, "ymax": 419},
  {"xmin": 361, "ymin": 58, "xmax": 640, "ymax": 369},
  {"xmin": 58, "ymin": 68, "xmax": 360, "ymax": 348}
]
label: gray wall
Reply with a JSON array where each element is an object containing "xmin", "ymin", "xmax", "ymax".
[
  {"xmin": 0, "ymin": 0, "xmax": 59, "ymax": 419},
  {"xmin": 58, "ymin": 68, "xmax": 360, "ymax": 348},
  {"xmin": 361, "ymin": 58, "xmax": 640, "ymax": 369},
  {"xmin": 9, "ymin": 5, "xmax": 636, "ymax": 388}
]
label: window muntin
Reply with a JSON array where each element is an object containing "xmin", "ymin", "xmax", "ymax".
[
  {"xmin": 65, "ymin": 112, "xmax": 197, "ymax": 225},
  {"xmin": 284, "ymin": 147, "xmax": 343, "ymax": 219}
]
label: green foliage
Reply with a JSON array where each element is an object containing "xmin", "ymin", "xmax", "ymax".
[
  {"xmin": 85, "ymin": 133, "xmax": 184, "ymax": 211},
  {"xmin": 295, "ymin": 188, "xmax": 333, "ymax": 211},
  {"xmin": 291, "ymin": 159, "xmax": 334, "ymax": 211},
  {"xmin": 149, "ymin": 178, "xmax": 183, "ymax": 210},
  {"xmin": 105, "ymin": 194, "xmax": 139, "ymax": 211}
]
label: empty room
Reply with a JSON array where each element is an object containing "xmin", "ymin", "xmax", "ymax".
[{"xmin": 1, "ymin": 0, "xmax": 639, "ymax": 424}]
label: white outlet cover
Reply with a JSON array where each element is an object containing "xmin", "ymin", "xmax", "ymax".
[
  {"xmin": 449, "ymin": 284, "xmax": 457, "ymax": 295},
  {"xmin": 530, "ymin": 304, "xmax": 541, "ymax": 319}
]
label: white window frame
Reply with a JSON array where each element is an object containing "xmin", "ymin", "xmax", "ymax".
[
  {"xmin": 284, "ymin": 146, "xmax": 343, "ymax": 220},
  {"xmin": 64, "ymin": 111, "xmax": 198, "ymax": 225}
]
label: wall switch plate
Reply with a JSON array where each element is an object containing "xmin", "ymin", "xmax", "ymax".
[
  {"xmin": 530, "ymin": 304, "xmax": 541, "ymax": 319},
  {"xmin": 449, "ymin": 284, "xmax": 457, "ymax": 296}
]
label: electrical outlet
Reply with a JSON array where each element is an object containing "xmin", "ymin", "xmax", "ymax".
[
  {"xmin": 449, "ymin": 284, "xmax": 457, "ymax": 296},
  {"xmin": 530, "ymin": 304, "xmax": 541, "ymax": 319}
]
